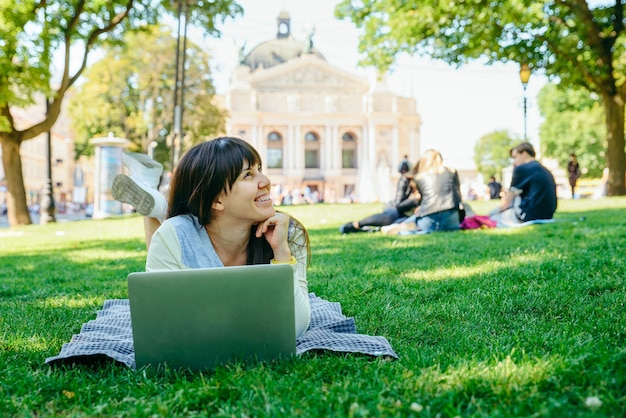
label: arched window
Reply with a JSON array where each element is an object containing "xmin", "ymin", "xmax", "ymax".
[
  {"xmin": 341, "ymin": 132, "xmax": 357, "ymax": 169},
  {"xmin": 266, "ymin": 131, "xmax": 283, "ymax": 168},
  {"xmin": 268, "ymin": 132, "xmax": 281, "ymax": 141},
  {"xmin": 304, "ymin": 131, "xmax": 320, "ymax": 169}
]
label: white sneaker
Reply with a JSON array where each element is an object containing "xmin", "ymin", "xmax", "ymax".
[
  {"xmin": 111, "ymin": 174, "xmax": 167, "ymax": 221},
  {"xmin": 121, "ymin": 152, "xmax": 163, "ymax": 189}
]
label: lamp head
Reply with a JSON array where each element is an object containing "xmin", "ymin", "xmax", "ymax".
[{"xmin": 519, "ymin": 63, "xmax": 531, "ymax": 89}]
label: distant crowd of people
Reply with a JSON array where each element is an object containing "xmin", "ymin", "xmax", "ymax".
[{"xmin": 270, "ymin": 184, "xmax": 323, "ymax": 206}]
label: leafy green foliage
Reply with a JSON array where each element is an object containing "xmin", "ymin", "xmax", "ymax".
[
  {"xmin": 538, "ymin": 83, "xmax": 607, "ymax": 178},
  {"xmin": 1, "ymin": 1, "xmax": 155, "ymax": 119},
  {"xmin": 0, "ymin": 0, "xmax": 241, "ymax": 226},
  {"xmin": 1, "ymin": 199, "xmax": 626, "ymax": 415},
  {"xmin": 69, "ymin": 25, "xmax": 227, "ymax": 166},
  {"xmin": 0, "ymin": 0, "xmax": 241, "ymax": 133},
  {"xmin": 0, "ymin": 1, "xmax": 53, "ymax": 108},
  {"xmin": 473, "ymin": 130, "xmax": 519, "ymax": 180}
]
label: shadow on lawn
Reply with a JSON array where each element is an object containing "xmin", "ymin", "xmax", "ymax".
[{"xmin": 0, "ymin": 237, "xmax": 147, "ymax": 301}]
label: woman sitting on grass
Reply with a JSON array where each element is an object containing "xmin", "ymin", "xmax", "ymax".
[
  {"xmin": 339, "ymin": 160, "xmax": 420, "ymax": 234},
  {"xmin": 112, "ymin": 136, "xmax": 311, "ymax": 337},
  {"xmin": 384, "ymin": 149, "xmax": 464, "ymax": 235}
]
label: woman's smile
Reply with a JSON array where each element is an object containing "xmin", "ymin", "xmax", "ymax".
[{"xmin": 254, "ymin": 193, "xmax": 272, "ymax": 205}]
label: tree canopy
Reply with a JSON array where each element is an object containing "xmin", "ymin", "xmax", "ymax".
[
  {"xmin": 538, "ymin": 82, "xmax": 606, "ymax": 178},
  {"xmin": 70, "ymin": 25, "xmax": 226, "ymax": 170},
  {"xmin": 336, "ymin": 0, "xmax": 626, "ymax": 196},
  {"xmin": 473, "ymin": 130, "xmax": 520, "ymax": 180},
  {"xmin": 0, "ymin": 0, "xmax": 242, "ymax": 226}
]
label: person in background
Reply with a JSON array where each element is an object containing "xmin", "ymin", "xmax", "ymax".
[
  {"xmin": 403, "ymin": 149, "xmax": 464, "ymax": 234},
  {"xmin": 339, "ymin": 158, "xmax": 419, "ymax": 233},
  {"xmin": 490, "ymin": 142, "xmax": 557, "ymax": 226},
  {"xmin": 111, "ymin": 136, "xmax": 311, "ymax": 337},
  {"xmin": 568, "ymin": 153, "xmax": 581, "ymax": 198},
  {"xmin": 398, "ymin": 155, "xmax": 410, "ymax": 174},
  {"xmin": 487, "ymin": 176, "xmax": 502, "ymax": 199}
]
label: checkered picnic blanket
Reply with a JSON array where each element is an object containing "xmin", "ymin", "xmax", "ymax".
[{"xmin": 45, "ymin": 293, "xmax": 398, "ymax": 369}]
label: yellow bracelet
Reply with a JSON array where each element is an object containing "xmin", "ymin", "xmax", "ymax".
[{"xmin": 270, "ymin": 256, "xmax": 297, "ymax": 265}]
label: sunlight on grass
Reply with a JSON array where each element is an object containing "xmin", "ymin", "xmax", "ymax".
[
  {"xmin": 405, "ymin": 253, "xmax": 546, "ymax": 282},
  {"xmin": 414, "ymin": 352, "xmax": 559, "ymax": 395},
  {"xmin": 0, "ymin": 230, "xmax": 25, "ymax": 238},
  {"xmin": 2, "ymin": 333, "xmax": 50, "ymax": 352},
  {"xmin": 65, "ymin": 248, "xmax": 145, "ymax": 263},
  {"xmin": 487, "ymin": 227, "xmax": 545, "ymax": 236},
  {"xmin": 37, "ymin": 295, "xmax": 106, "ymax": 309}
]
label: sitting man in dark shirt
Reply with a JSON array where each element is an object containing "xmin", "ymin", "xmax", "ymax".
[{"xmin": 490, "ymin": 142, "xmax": 557, "ymax": 226}]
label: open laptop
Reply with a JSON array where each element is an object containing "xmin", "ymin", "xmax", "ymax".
[{"xmin": 127, "ymin": 264, "xmax": 296, "ymax": 371}]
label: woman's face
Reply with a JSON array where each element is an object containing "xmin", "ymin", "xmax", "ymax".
[{"xmin": 218, "ymin": 160, "xmax": 275, "ymax": 223}]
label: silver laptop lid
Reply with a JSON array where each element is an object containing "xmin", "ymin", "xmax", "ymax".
[{"xmin": 128, "ymin": 264, "xmax": 296, "ymax": 371}]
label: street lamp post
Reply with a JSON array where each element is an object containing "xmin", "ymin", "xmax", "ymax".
[
  {"xmin": 40, "ymin": 97, "xmax": 56, "ymax": 224},
  {"xmin": 170, "ymin": 0, "xmax": 190, "ymax": 171},
  {"xmin": 519, "ymin": 63, "xmax": 532, "ymax": 141},
  {"xmin": 40, "ymin": 2, "xmax": 56, "ymax": 224}
]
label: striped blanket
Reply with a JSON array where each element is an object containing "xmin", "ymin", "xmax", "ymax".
[{"xmin": 45, "ymin": 293, "xmax": 398, "ymax": 369}]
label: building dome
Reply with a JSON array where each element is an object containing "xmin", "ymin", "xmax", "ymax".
[{"xmin": 241, "ymin": 10, "xmax": 326, "ymax": 71}]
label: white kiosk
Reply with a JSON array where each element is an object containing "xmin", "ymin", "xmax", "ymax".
[{"xmin": 90, "ymin": 133, "xmax": 131, "ymax": 219}]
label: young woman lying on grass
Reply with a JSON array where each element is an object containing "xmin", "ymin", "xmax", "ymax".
[{"xmin": 112, "ymin": 136, "xmax": 311, "ymax": 337}]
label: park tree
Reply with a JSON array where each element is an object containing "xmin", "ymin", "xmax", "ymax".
[
  {"xmin": 537, "ymin": 82, "xmax": 606, "ymax": 179},
  {"xmin": 0, "ymin": 0, "xmax": 242, "ymax": 227},
  {"xmin": 70, "ymin": 25, "xmax": 227, "ymax": 170},
  {"xmin": 473, "ymin": 130, "xmax": 520, "ymax": 180},
  {"xmin": 336, "ymin": 0, "xmax": 626, "ymax": 196}
]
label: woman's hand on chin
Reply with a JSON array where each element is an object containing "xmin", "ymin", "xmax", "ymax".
[{"xmin": 255, "ymin": 212, "xmax": 291, "ymax": 259}]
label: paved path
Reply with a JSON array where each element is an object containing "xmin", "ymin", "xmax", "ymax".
[{"xmin": 0, "ymin": 211, "xmax": 91, "ymax": 228}]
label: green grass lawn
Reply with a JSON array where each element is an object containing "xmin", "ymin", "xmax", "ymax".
[{"xmin": 1, "ymin": 198, "xmax": 625, "ymax": 417}]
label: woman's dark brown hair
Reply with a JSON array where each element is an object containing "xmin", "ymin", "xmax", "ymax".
[{"xmin": 167, "ymin": 136, "xmax": 309, "ymax": 265}]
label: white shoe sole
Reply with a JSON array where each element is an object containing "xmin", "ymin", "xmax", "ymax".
[{"xmin": 111, "ymin": 174, "xmax": 156, "ymax": 217}]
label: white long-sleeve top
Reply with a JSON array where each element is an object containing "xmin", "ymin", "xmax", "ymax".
[{"xmin": 146, "ymin": 214, "xmax": 310, "ymax": 337}]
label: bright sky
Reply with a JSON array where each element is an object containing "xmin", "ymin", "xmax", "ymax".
[{"xmin": 199, "ymin": 0, "xmax": 548, "ymax": 169}]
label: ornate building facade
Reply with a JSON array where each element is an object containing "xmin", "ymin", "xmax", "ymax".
[{"xmin": 225, "ymin": 11, "xmax": 421, "ymax": 203}]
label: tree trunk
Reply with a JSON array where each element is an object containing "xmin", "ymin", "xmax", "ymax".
[
  {"xmin": 0, "ymin": 135, "xmax": 32, "ymax": 226},
  {"xmin": 602, "ymin": 94, "xmax": 626, "ymax": 196}
]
